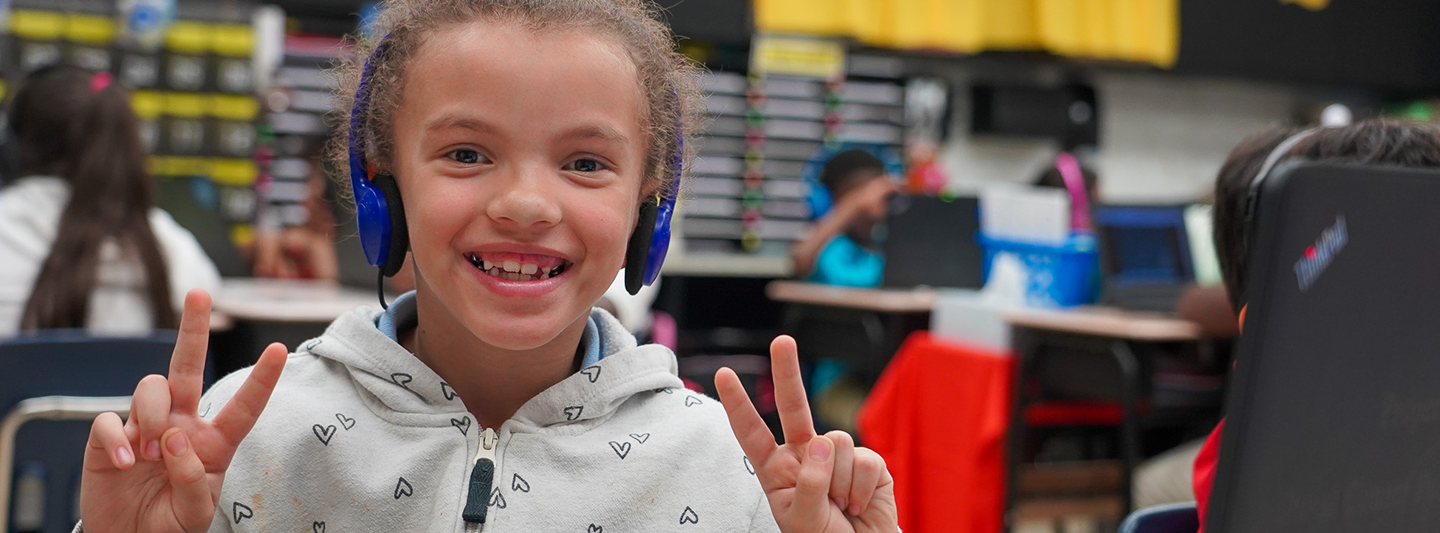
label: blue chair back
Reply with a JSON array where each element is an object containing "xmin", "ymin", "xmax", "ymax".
[
  {"xmin": 1118, "ymin": 502, "xmax": 1200, "ymax": 533},
  {"xmin": 1, "ymin": 330, "xmax": 178, "ymax": 533}
]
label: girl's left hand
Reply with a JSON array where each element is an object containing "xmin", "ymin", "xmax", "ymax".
[{"xmin": 716, "ymin": 335, "xmax": 898, "ymax": 533}]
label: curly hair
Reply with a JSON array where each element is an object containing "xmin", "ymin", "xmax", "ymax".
[{"xmin": 326, "ymin": 0, "xmax": 706, "ymax": 200}]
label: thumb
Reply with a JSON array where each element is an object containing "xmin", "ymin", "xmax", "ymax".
[
  {"xmin": 790, "ymin": 435, "xmax": 836, "ymax": 528},
  {"xmin": 160, "ymin": 428, "xmax": 217, "ymax": 529}
]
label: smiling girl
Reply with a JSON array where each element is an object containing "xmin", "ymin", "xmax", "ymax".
[{"xmin": 76, "ymin": 1, "xmax": 896, "ymax": 532}]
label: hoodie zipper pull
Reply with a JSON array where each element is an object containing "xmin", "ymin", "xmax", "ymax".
[{"xmin": 463, "ymin": 427, "xmax": 499, "ymax": 526}]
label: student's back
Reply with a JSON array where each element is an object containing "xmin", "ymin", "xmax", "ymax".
[{"xmin": 0, "ymin": 66, "xmax": 219, "ymax": 337}]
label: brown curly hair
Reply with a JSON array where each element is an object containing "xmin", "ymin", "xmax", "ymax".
[{"xmin": 327, "ymin": 0, "xmax": 706, "ymax": 200}]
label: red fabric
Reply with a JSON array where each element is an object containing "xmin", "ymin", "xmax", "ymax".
[
  {"xmin": 1024, "ymin": 402, "xmax": 1124, "ymax": 426},
  {"xmin": 857, "ymin": 333, "xmax": 1012, "ymax": 533},
  {"xmin": 1191, "ymin": 420, "xmax": 1224, "ymax": 533}
]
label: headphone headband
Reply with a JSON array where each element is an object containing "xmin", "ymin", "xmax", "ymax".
[
  {"xmin": 348, "ymin": 37, "xmax": 407, "ymax": 275},
  {"xmin": 1244, "ymin": 127, "xmax": 1318, "ymax": 225},
  {"xmin": 1240, "ymin": 126, "xmax": 1325, "ymax": 266},
  {"xmin": 1054, "ymin": 152, "xmax": 1091, "ymax": 230}
]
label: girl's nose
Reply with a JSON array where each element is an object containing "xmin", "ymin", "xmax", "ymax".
[{"xmin": 486, "ymin": 166, "xmax": 562, "ymax": 229}]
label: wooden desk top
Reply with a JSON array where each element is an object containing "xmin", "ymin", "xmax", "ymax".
[
  {"xmin": 1003, "ymin": 306, "xmax": 1203, "ymax": 342},
  {"xmin": 765, "ymin": 280, "xmax": 937, "ymax": 313},
  {"xmin": 211, "ymin": 278, "xmax": 380, "ymax": 324}
]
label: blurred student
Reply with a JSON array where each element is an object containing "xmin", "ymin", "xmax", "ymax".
[
  {"xmin": 0, "ymin": 66, "xmax": 220, "ymax": 337},
  {"xmin": 250, "ymin": 163, "xmax": 340, "ymax": 281},
  {"xmin": 1130, "ymin": 120, "xmax": 1440, "ymax": 524},
  {"xmin": 790, "ymin": 149, "xmax": 898, "ymax": 287}
]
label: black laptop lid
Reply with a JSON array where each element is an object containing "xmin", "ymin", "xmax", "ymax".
[
  {"xmin": 881, "ymin": 194, "xmax": 984, "ymax": 289},
  {"xmin": 1206, "ymin": 162, "xmax": 1440, "ymax": 532}
]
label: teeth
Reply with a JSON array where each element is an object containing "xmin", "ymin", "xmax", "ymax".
[{"xmin": 471, "ymin": 256, "xmax": 568, "ymax": 281}]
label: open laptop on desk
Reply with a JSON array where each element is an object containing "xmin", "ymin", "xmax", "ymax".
[
  {"xmin": 881, "ymin": 194, "xmax": 984, "ymax": 289},
  {"xmin": 1206, "ymin": 162, "xmax": 1440, "ymax": 532},
  {"xmin": 1093, "ymin": 204, "xmax": 1195, "ymax": 312}
]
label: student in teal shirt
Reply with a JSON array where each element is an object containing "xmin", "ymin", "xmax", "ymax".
[{"xmin": 791, "ymin": 150, "xmax": 897, "ymax": 287}]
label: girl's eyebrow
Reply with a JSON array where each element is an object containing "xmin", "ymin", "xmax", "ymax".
[
  {"xmin": 423, "ymin": 113, "xmax": 628, "ymax": 147},
  {"xmin": 425, "ymin": 113, "xmax": 497, "ymax": 135},
  {"xmin": 557, "ymin": 124, "xmax": 631, "ymax": 146}
]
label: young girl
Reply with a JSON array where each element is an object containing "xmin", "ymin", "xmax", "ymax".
[
  {"xmin": 77, "ymin": 1, "xmax": 897, "ymax": 532},
  {"xmin": 0, "ymin": 66, "xmax": 221, "ymax": 337}
]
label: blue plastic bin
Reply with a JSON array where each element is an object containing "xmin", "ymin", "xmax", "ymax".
[{"xmin": 978, "ymin": 232, "xmax": 1100, "ymax": 308}]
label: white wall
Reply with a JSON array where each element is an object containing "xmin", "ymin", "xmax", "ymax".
[{"xmin": 936, "ymin": 70, "xmax": 1302, "ymax": 204}]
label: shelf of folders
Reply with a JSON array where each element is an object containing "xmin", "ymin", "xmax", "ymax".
[
  {"xmin": 7, "ymin": 5, "xmax": 264, "ymax": 246},
  {"xmin": 683, "ymin": 65, "xmax": 905, "ymax": 259}
]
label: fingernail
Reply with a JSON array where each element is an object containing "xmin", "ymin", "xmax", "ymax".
[
  {"xmin": 833, "ymin": 498, "xmax": 848, "ymax": 512},
  {"xmin": 166, "ymin": 432, "xmax": 188, "ymax": 456},
  {"xmin": 809, "ymin": 438, "xmax": 831, "ymax": 461},
  {"xmin": 115, "ymin": 447, "xmax": 133, "ymax": 466},
  {"xmin": 850, "ymin": 503, "xmax": 862, "ymax": 516},
  {"xmin": 145, "ymin": 440, "xmax": 161, "ymax": 460}
]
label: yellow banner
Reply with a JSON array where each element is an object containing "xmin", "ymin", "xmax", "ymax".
[
  {"xmin": 750, "ymin": 34, "xmax": 847, "ymax": 79},
  {"xmin": 755, "ymin": 0, "xmax": 1178, "ymax": 68}
]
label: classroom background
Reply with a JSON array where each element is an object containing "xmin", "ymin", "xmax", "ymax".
[{"xmin": 3, "ymin": 0, "xmax": 1440, "ymax": 532}]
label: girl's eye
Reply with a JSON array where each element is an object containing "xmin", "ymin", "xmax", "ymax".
[
  {"xmin": 448, "ymin": 149, "xmax": 484, "ymax": 164},
  {"xmin": 566, "ymin": 158, "xmax": 604, "ymax": 172}
]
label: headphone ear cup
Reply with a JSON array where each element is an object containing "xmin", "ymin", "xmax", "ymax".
[
  {"xmin": 371, "ymin": 174, "xmax": 410, "ymax": 277},
  {"xmin": 625, "ymin": 201, "xmax": 659, "ymax": 295}
]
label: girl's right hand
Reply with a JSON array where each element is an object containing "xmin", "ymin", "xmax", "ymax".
[{"xmin": 79, "ymin": 289, "xmax": 287, "ymax": 533}]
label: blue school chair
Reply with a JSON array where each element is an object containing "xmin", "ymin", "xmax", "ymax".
[
  {"xmin": 0, "ymin": 330, "xmax": 177, "ymax": 533},
  {"xmin": 1117, "ymin": 501, "xmax": 1199, "ymax": 533}
]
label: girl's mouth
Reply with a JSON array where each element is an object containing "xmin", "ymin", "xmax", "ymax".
[{"xmin": 465, "ymin": 252, "xmax": 570, "ymax": 281}]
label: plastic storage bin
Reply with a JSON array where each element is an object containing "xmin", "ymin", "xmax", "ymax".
[{"xmin": 979, "ymin": 232, "xmax": 1100, "ymax": 308}]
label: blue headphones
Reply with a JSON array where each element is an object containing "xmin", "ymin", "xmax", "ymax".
[{"xmin": 347, "ymin": 38, "xmax": 682, "ymax": 296}]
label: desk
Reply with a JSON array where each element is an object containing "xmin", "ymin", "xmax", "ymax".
[
  {"xmin": 766, "ymin": 281, "xmax": 936, "ymax": 389},
  {"xmin": 209, "ymin": 278, "xmax": 380, "ymax": 377},
  {"xmin": 1002, "ymin": 307, "xmax": 1208, "ymax": 528},
  {"xmin": 212, "ymin": 278, "xmax": 379, "ymax": 323},
  {"xmin": 765, "ymin": 280, "xmax": 936, "ymax": 312},
  {"xmin": 664, "ymin": 254, "xmax": 793, "ymax": 278}
]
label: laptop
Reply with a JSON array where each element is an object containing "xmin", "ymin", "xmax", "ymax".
[
  {"xmin": 1093, "ymin": 204, "xmax": 1195, "ymax": 312},
  {"xmin": 881, "ymin": 194, "xmax": 984, "ymax": 289},
  {"xmin": 1206, "ymin": 162, "xmax": 1440, "ymax": 532}
]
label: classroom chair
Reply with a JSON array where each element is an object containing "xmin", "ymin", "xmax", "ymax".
[
  {"xmin": 1117, "ymin": 501, "xmax": 1199, "ymax": 533},
  {"xmin": 0, "ymin": 330, "xmax": 177, "ymax": 533}
]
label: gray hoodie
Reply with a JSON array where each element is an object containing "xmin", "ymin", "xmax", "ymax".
[{"xmin": 198, "ymin": 306, "xmax": 779, "ymax": 532}]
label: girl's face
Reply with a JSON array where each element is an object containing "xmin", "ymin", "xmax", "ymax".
[{"xmin": 390, "ymin": 22, "xmax": 648, "ymax": 351}]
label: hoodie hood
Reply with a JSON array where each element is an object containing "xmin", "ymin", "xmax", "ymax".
[{"xmin": 301, "ymin": 305, "xmax": 684, "ymax": 430}]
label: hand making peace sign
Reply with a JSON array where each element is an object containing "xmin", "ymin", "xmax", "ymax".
[
  {"xmin": 716, "ymin": 336, "xmax": 899, "ymax": 533},
  {"xmin": 79, "ymin": 290, "xmax": 287, "ymax": 533}
]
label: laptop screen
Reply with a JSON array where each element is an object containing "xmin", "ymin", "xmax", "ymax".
[{"xmin": 1094, "ymin": 205, "xmax": 1194, "ymax": 287}]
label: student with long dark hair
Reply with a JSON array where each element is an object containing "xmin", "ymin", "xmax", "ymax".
[{"xmin": 0, "ymin": 66, "xmax": 220, "ymax": 336}]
